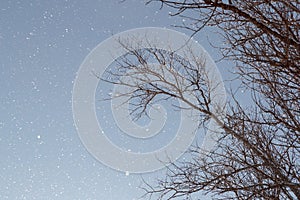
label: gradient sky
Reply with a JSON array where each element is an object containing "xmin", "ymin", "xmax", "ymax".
[{"xmin": 0, "ymin": 1, "xmax": 230, "ymax": 199}]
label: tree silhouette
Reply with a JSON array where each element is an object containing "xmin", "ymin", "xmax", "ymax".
[{"xmin": 103, "ymin": 0, "xmax": 300, "ymax": 199}]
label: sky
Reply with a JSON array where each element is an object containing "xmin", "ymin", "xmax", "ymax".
[{"xmin": 0, "ymin": 1, "xmax": 229, "ymax": 199}]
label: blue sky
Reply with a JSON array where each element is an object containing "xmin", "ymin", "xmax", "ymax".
[{"xmin": 0, "ymin": 1, "xmax": 229, "ymax": 199}]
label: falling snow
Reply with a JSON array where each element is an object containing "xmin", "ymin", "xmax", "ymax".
[{"xmin": 0, "ymin": 0, "xmax": 224, "ymax": 200}]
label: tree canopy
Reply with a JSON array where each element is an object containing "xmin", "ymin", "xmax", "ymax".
[{"xmin": 104, "ymin": 0, "xmax": 300, "ymax": 199}]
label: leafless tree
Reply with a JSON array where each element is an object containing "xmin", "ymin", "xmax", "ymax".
[{"xmin": 102, "ymin": 0, "xmax": 300, "ymax": 199}]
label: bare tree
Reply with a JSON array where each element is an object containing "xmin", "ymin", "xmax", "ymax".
[{"xmin": 102, "ymin": 0, "xmax": 300, "ymax": 199}]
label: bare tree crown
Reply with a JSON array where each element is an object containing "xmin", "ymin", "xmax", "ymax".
[{"xmin": 102, "ymin": 0, "xmax": 300, "ymax": 199}]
